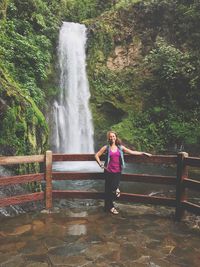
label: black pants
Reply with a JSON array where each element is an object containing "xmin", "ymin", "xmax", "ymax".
[{"xmin": 104, "ymin": 171, "xmax": 121, "ymax": 211}]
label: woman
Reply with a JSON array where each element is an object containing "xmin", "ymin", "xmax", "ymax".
[{"xmin": 95, "ymin": 131, "xmax": 151, "ymax": 215}]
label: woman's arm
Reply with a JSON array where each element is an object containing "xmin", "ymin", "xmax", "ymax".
[
  {"xmin": 121, "ymin": 146, "xmax": 152, "ymax": 157},
  {"xmin": 95, "ymin": 145, "xmax": 107, "ymax": 168}
]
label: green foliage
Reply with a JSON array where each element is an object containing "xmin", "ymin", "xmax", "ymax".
[
  {"xmin": 114, "ymin": 0, "xmax": 144, "ymax": 10},
  {"xmin": 142, "ymin": 38, "xmax": 196, "ymax": 108},
  {"xmin": 86, "ymin": 0, "xmax": 200, "ymax": 154},
  {"xmin": 0, "ymin": 0, "xmax": 61, "ymax": 158},
  {"xmin": 62, "ymin": 0, "xmax": 115, "ymax": 22},
  {"xmin": 112, "ymin": 113, "xmax": 165, "ymax": 152},
  {"xmin": 1, "ymin": 0, "xmax": 200, "ymax": 157},
  {"xmin": 144, "ymin": 38, "xmax": 194, "ymax": 81}
]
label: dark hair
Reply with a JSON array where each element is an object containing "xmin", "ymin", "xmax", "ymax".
[{"xmin": 107, "ymin": 131, "xmax": 121, "ymax": 146}]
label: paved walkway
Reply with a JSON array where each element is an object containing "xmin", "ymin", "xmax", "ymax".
[{"xmin": 0, "ymin": 202, "xmax": 199, "ymax": 267}]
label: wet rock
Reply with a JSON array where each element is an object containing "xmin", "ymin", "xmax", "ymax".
[
  {"xmin": 0, "ymin": 230, "xmax": 6, "ymax": 237},
  {"xmin": 0, "ymin": 203, "xmax": 199, "ymax": 267},
  {"xmin": 8, "ymin": 224, "xmax": 32, "ymax": 236},
  {"xmin": 32, "ymin": 220, "xmax": 46, "ymax": 232},
  {"xmin": 161, "ymin": 235, "xmax": 177, "ymax": 254},
  {"xmin": 119, "ymin": 244, "xmax": 139, "ymax": 261},
  {"xmin": 0, "ymin": 241, "xmax": 26, "ymax": 253},
  {"xmin": 48, "ymin": 242, "xmax": 87, "ymax": 257},
  {"xmin": 19, "ymin": 240, "xmax": 47, "ymax": 256},
  {"xmin": 84, "ymin": 242, "xmax": 120, "ymax": 261},
  {"xmin": 49, "ymin": 254, "xmax": 90, "ymax": 266},
  {"xmin": 62, "ymin": 234, "xmax": 81, "ymax": 243},
  {"xmin": 25, "ymin": 262, "xmax": 49, "ymax": 267},
  {"xmin": 0, "ymin": 254, "xmax": 25, "ymax": 267},
  {"xmin": 68, "ymin": 223, "xmax": 87, "ymax": 235},
  {"xmin": 68, "ymin": 210, "xmax": 88, "ymax": 217},
  {"xmin": 133, "ymin": 255, "xmax": 151, "ymax": 264},
  {"xmin": 43, "ymin": 237, "xmax": 65, "ymax": 250},
  {"xmin": 26, "ymin": 262, "xmax": 49, "ymax": 267},
  {"xmin": 92, "ymin": 262, "xmax": 125, "ymax": 267},
  {"xmin": 84, "ymin": 233, "xmax": 104, "ymax": 244},
  {"xmin": 126, "ymin": 232, "xmax": 149, "ymax": 247}
]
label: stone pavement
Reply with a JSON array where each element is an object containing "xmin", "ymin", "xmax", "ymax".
[{"xmin": 0, "ymin": 201, "xmax": 199, "ymax": 267}]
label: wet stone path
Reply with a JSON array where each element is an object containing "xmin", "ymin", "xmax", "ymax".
[{"xmin": 0, "ymin": 202, "xmax": 199, "ymax": 267}]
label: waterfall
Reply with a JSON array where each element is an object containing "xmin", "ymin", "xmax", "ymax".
[{"xmin": 51, "ymin": 22, "xmax": 94, "ymax": 154}]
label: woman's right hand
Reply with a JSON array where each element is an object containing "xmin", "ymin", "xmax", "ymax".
[{"xmin": 100, "ymin": 163, "xmax": 104, "ymax": 169}]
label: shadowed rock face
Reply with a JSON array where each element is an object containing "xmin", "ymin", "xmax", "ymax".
[
  {"xmin": 100, "ymin": 101, "xmax": 126, "ymax": 124},
  {"xmin": 107, "ymin": 42, "xmax": 142, "ymax": 71},
  {"xmin": 0, "ymin": 201, "xmax": 199, "ymax": 267}
]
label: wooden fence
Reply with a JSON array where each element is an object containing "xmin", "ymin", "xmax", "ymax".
[{"xmin": 0, "ymin": 151, "xmax": 200, "ymax": 221}]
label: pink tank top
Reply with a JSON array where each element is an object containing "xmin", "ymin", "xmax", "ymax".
[{"xmin": 107, "ymin": 149, "xmax": 121, "ymax": 173}]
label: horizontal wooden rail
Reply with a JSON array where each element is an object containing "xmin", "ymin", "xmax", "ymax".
[
  {"xmin": 182, "ymin": 201, "xmax": 200, "ymax": 215},
  {"xmin": 0, "ymin": 155, "xmax": 44, "ymax": 165},
  {"xmin": 52, "ymin": 172, "xmax": 176, "ymax": 185},
  {"xmin": 185, "ymin": 157, "xmax": 200, "ymax": 167},
  {"xmin": 52, "ymin": 154, "xmax": 95, "ymax": 161},
  {"xmin": 124, "ymin": 154, "xmax": 177, "ymax": 164},
  {"xmin": 52, "ymin": 154, "xmax": 177, "ymax": 165},
  {"xmin": 0, "ymin": 192, "xmax": 44, "ymax": 207},
  {"xmin": 183, "ymin": 178, "xmax": 200, "ymax": 191},
  {"xmin": 0, "ymin": 173, "xmax": 44, "ymax": 186},
  {"xmin": 122, "ymin": 174, "xmax": 176, "ymax": 185}
]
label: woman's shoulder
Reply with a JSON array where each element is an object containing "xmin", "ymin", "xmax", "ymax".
[{"xmin": 100, "ymin": 145, "xmax": 108, "ymax": 152}]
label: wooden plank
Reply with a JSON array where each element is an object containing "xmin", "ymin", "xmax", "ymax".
[
  {"xmin": 52, "ymin": 154, "xmax": 95, "ymax": 161},
  {"xmin": 124, "ymin": 154, "xmax": 177, "ymax": 164},
  {"xmin": 0, "ymin": 173, "xmax": 44, "ymax": 186},
  {"xmin": 122, "ymin": 174, "xmax": 176, "ymax": 185},
  {"xmin": 0, "ymin": 153, "xmax": 177, "ymax": 165},
  {"xmin": 52, "ymin": 153, "xmax": 177, "ymax": 165},
  {"xmin": 52, "ymin": 172, "xmax": 176, "ymax": 185},
  {"xmin": 183, "ymin": 178, "xmax": 200, "ymax": 191},
  {"xmin": 175, "ymin": 152, "xmax": 188, "ymax": 221},
  {"xmin": 182, "ymin": 201, "xmax": 200, "ymax": 215},
  {"xmin": 0, "ymin": 192, "xmax": 44, "ymax": 207},
  {"xmin": 45, "ymin": 150, "xmax": 53, "ymax": 209},
  {"xmin": 0, "ymin": 155, "xmax": 44, "ymax": 165},
  {"xmin": 185, "ymin": 157, "xmax": 200, "ymax": 167}
]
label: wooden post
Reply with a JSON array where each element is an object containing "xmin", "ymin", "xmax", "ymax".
[
  {"xmin": 175, "ymin": 152, "xmax": 188, "ymax": 221},
  {"xmin": 45, "ymin": 150, "xmax": 53, "ymax": 209}
]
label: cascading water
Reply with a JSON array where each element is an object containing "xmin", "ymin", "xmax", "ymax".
[{"xmin": 51, "ymin": 22, "xmax": 94, "ymax": 154}]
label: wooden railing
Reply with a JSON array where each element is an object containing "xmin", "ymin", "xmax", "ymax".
[{"xmin": 0, "ymin": 151, "xmax": 200, "ymax": 221}]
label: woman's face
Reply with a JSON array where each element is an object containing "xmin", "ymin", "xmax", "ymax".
[{"xmin": 108, "ymin": 132, "xmax": 116, "ymax": 144}]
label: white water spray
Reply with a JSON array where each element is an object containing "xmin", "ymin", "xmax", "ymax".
[{"xmin": 52, "ymin": 22, "xmax": 94, "ymax": 153}]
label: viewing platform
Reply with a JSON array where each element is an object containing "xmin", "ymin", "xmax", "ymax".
[
  {"xmin": 0, "ymin": 151, "xmax": 200, "ymax": 266},
  {"xmin": 0, "ymin": 199, "xmax": 199, "ymax": 266}
]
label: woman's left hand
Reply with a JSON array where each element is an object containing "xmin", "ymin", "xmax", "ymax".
[{"xmin": 143, "ymin": 152, "xmax": 152, "ymax": 157}]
